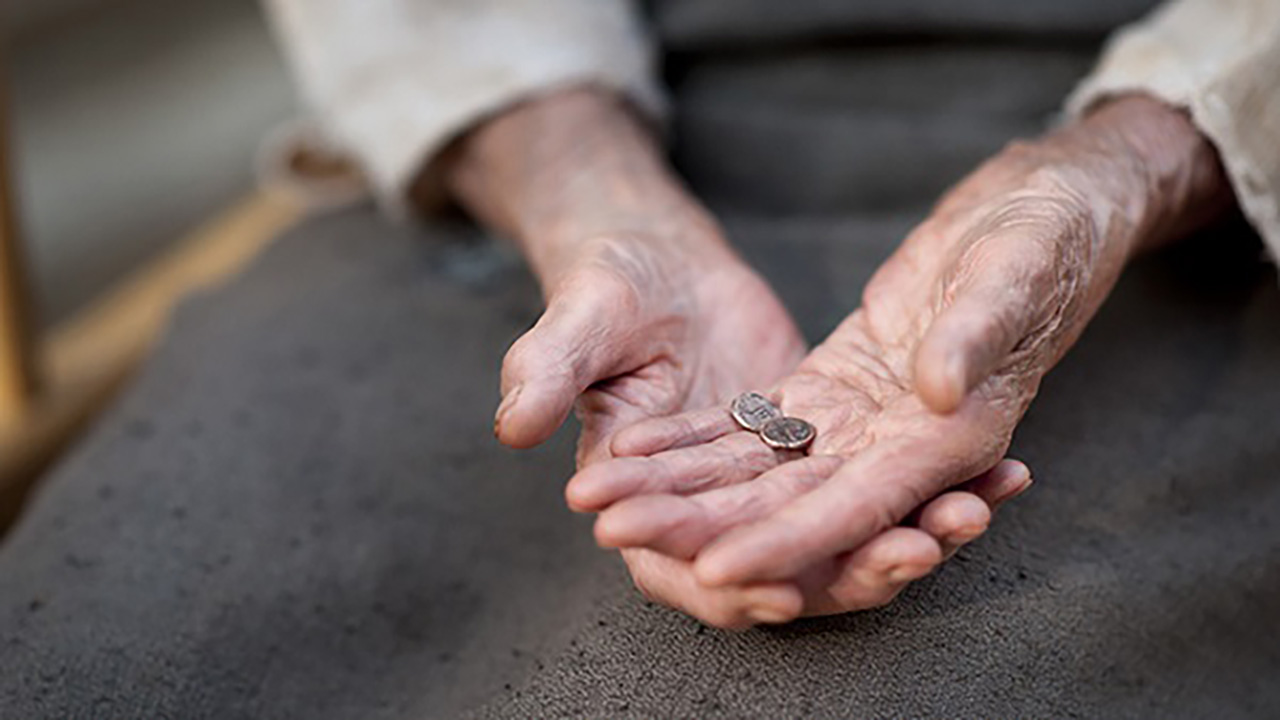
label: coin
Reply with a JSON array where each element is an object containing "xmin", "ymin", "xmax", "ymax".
[
  {"xmin": 730, "ymin": 392, "xmax": 782, "ymax": 432},
  {"xmin": 759, "ymin": 416, "xmax": 816, "ymax": 451}
]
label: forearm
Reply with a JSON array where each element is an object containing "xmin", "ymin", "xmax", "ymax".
[
  {"xmin": 441, "ymin": 87, "xmax": 730, "ymax": 290},
  {"xmin": 1055, "ymin": 94, "xmax": 1232, "ymax": 257},
  {"xmin": 980, "ymin": 94, "xmax": 1234, "ymax": 367}
]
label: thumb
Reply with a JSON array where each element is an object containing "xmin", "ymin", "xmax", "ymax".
[
  {"xmin": 914, "ymin": 220, "xmax": 1076, "ymax": 413},
  {"xmin": 495, "ymin": 269, "xmax": 645, "ymax": 449}
]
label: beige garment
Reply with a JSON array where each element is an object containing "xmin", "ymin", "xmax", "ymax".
[
  {"xmin": 260, "ymin": 0, "xmax": 663, "ymax": 213},
  {"xmin": 1068, "ymin": 0, "xmax": 1280, "ymax": 261},
  {"xmin": 263, "ymin": 0, "xmax": 1279, "ymax": 257}
]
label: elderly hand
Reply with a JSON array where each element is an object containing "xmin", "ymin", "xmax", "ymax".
[
  {"xmin": 446, "ymin": 88, "xmax": 807, "ymax": 464},
  {"xmin": 566, "ymin": 94, "xmax": 1230, "ymax": 627},
  {"xmin": 448, "ymin": 88, "xmax": 1026, "ymax": 627}
]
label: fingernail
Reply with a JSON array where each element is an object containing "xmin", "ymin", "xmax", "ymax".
[
  {"xmin": 494, "ymin": 386, "xmax": 523, "ymax": 433},
  {"xmin": 886, "ymin": 563, "xmax": 934, "ymax": 584},
  {"xmin": 995, "ymin": 465, "xmax": 1033, "ymax": 503},
  {"xmin": 1005, "ymin": 476, "xmax": 1033, "ymax": 501}
]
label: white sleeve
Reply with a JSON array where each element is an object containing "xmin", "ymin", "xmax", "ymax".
[
  {"xmin": 262, "ymin": 0, "xmax": 664, "ymax": 210},
  {"xmin": 1067, "ymin": 0, "xmax": 1280, "ymax": 261}
]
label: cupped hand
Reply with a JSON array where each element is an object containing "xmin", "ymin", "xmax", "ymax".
[
  {"xmin": 495, "ymin": 219, "xmax": 1032, "ymax": 628},
  {"xmin": 567, "ymin": 95, "xmax": 1229, "ymax": 625},
  {"xmin": 455, "ymin": 88, "xmax": 1052, "ymax": 629},
  {"xmin": 595, "ymin": 459, "xmax": 1031, "ymax": 628},
  {"xmin": 493, "ymin": 223, "xmax": 807, "ymax": 465},
  {"xmin": 445, "ymin": 87, "xmax": 807, "ymax": 463}
]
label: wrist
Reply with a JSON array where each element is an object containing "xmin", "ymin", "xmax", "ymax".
[
  {"xmin": 442, "ymin": 87, "xmax": 732, "ymax": 284},
  {"xmin": 1071, "ymin": 94, "xmax": 1232, "ymax": 253}
]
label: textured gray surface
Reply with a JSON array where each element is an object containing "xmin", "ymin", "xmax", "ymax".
[
  {"xmin": 480, "ymin": 214, "xmax": 1280, "ymax": 718},
  {"xmin": 0, "ymin": 214, "xmax": 612, "ymax": 719},
  {"xmin": 3, "ymin": 1, "xmax": 1280, "ymax": 716},
  {"xmin": 1, "ymin": 208, "xmax": 1278, "ymax": 719}
]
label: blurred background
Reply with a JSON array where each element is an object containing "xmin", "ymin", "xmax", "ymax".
[
  {"xmin": 6, "ymin": 0, "xmax": 292, "ymax": 326},
  {"xmin": 1, "ymin": 0, "xmax": 304, "ymax": 529}
]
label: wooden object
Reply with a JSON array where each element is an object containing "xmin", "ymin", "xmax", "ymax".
[
  {"xmin": 0, "ymin": 193, "xmax": 300, "ymax": 530},
  {"xmin": 0, "ymin": 58, "xmax": 38, "ymax": 430}
]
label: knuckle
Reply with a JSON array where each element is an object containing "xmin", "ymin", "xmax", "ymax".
[
  {"xmin": 717, "ymin": 440, "xmax": 776, "ymax": 482},
  {"xmin": 576, "ymin": 264, "xmax": 640, "ymax": 310}
]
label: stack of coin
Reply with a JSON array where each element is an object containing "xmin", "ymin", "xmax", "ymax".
[{"xmin": 729, "ymin": 392, "xmax": 816, "ymax": 451}]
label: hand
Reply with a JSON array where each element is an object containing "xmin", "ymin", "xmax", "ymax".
[
  {"xmin": 589, "ymin": 459, "xmax": 1032, "ymax": 628},
  {"xmin": 444, "ymin": 88, "xmax": 807, "ymax": 463},
  {"xmin": 496, "ymin": 226, "xmax": 807, "ymax": 465},
  {"xmin": 445, "ymin": 88, "xmax": 1024, "ymax": 627},
  {"xmin": 567, "ymin": 94, "xmax": 1230, "ymax": 625}
]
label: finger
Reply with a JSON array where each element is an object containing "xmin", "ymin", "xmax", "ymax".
[
  {"xmin": 567, "ymin": 431, "xmax": 790, "ymax": 512},
  {"xmin": 594, "ymin": 455, "xmax": 844, "ymax": 557},
  {"xmin": 905, "ymin": 458, "xmax": 1024, "ymax": 549},
  {"xmin": 801, "ymin": 527, "xmax": 944, "ymax": 617},
  {"xmin": 914, "ymin": 227, "xmax": 1067, "ymax": 413},
  {"xmin": 495, "ymin": 269, "xmax": 645, "ymax": 449},
  {"xmin": 917, "ymin": 492, "xmax": 991, "ymax": 559},
  {"xmin": 572, "ymin": 382, "xmax": 658, "ymax": 468},
  {"xmin": 959, "ymin": 457, "xmax": 1033, "ymax": 511},
  {"xmin": 928, "ymin": 458, "xmax": 1032, "ymax": 558},
  {"xmin": 899, "ymin": 458, "xmax": 1016, "ymax": 527},
  {"xmin": 624, "ymin": 549, "xmax": 804, "ymax": 629},
  {"xmin": 695, "ymin": 423, "xmax": 995, "ymax": 586},
  {"xmin": 609, "ymin": 406, "xmax": 739, "ymax": 458},
  {"xmin": 786, "ymin": 464, "xmax": 1029, "ymax": 619}
]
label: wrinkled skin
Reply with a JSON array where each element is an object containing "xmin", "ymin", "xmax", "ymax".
[
  {"xmin": 500, "ymin": 226, "xmax": 1041, "ymax": 628},
  {"xmin": 446, "ymin": 89, "xmax": 1023, "ymax": 628},
  {"xmin": 494, "ymin": 228, "xmax": 806, "ymax": 467},
  {"xmin": 566, "ymin": 94, "xmax": 1230, "ymax": 625}
]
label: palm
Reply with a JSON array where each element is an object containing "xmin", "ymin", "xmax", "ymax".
[
  {"xmin": 561, "ymin": 236, "xmax": 1035, "ymax": 625},
  {"xmin": 579, "ymin": 267, "xmax": 805, "ymax": 461},
  {"xmin": 575, "ymin": 318, "xmax": 1030, "ymax": 625},
  {"xmin": 563, "ymin": 146, "xmax": 1105, "ymax": 619},
  {"xmin": 775, "ymin": 312, "xmax": 1011, "ymax": 465},
  {"xmin": 497, "ymin": 233, "xmax": 806, "ymax": 466}
]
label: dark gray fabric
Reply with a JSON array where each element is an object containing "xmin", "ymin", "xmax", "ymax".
[
  {"xmin": 479, "ymin": 215, "xmax": 1280, "ymax": 718},
  {"xmin": 667, "ymin": 46, "xmax": 1098, "ymax": 215},
  {"xmin": 2, "ymin": 208, "xmax": 1278, "ymax": 719},
  {"xmin": 654, "ymin": 0, "xmax": 1162, "ymax": 216},
  {"xmin": 0, "ymin": 216, "xmax": 611, "ymax": 719},
  {"xmin": 653, "ymin": 0, "xmax": 1160, "ymax": 50},
  {"xmin": 4, "ymin": 0, "xmax": 1280, "ymax": 716}
]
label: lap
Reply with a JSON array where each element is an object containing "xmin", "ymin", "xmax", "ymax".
[{"xmin": 1, "ymin": 209, "xmax": 1277, "ymax": 718}]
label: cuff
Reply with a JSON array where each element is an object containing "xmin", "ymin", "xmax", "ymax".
[
  {"xmin": 265, "ymin": 0, "xmax": 665, "ymax": 216},
  {"xmin": 1066, "ymin": 0, "xmax": 1280, "ymax": 262}
]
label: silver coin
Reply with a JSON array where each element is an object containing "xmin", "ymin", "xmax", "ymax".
[
  {"xmin": 759, "ymin": 416, "xmax": 816, "ymax": 451},
  {"xmin": 730, "ymin": 392, "xmax": 782, "ymax": 432}
]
